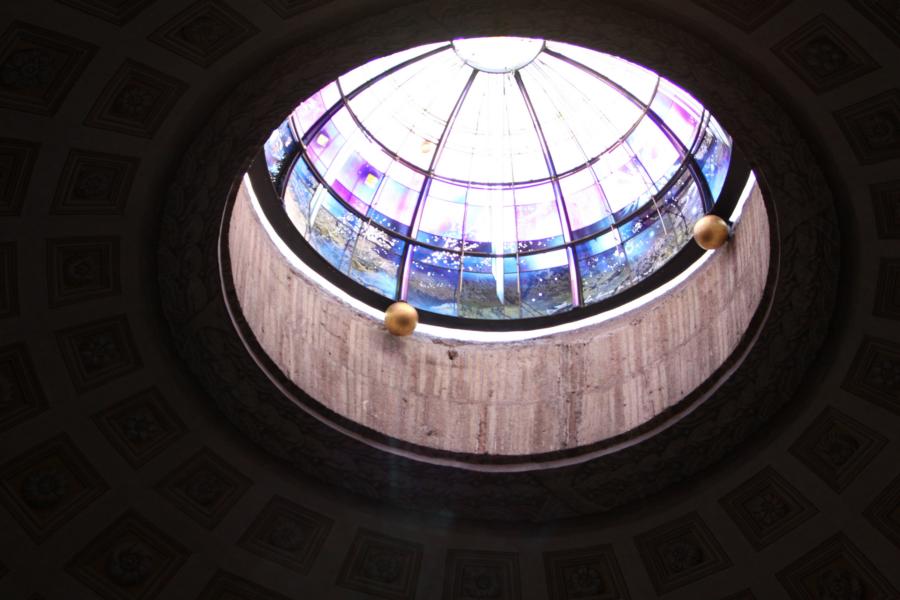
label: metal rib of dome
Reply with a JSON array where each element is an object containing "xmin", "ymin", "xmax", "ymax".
[{"xmin": 261, "ymin": 37, "xmax": 733, "ymax": 320}]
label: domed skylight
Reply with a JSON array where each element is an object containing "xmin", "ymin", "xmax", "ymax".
[{"xmin": 261, "ymin": 37, "xmax": 733, "ymax": 320}]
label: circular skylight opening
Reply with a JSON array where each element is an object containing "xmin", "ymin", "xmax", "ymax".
[
  {"xmin": 222, "ymin": 30, "xmax": 772, "ymax": 461},
  {"xmin": 452, "ymin": 36, "xmax": 544, "ymax": 73},
  {"xmin": 256, "ymin": 37, "xmax": 740, "ymax": 329}
]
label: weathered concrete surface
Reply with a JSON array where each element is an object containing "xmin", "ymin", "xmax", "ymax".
[{"xmin": 229, "ymin": 180, "xmax": 769, "ymax": 455}]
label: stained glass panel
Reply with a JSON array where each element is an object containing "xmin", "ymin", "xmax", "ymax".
[
  {"xmin": 263, "ymin": 37, "xmax": 734, "ymax": 321},
  {"xmin": 264, "ymin": 120, "xmax": 297, "ymax": 184}
]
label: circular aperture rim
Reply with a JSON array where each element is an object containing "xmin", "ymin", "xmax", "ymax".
[{"xmin": 160, "ymin": 0, "xmax": 837, "ymax": 519}]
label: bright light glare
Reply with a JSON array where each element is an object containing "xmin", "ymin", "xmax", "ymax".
[{"xmin": 452, "ymin": 37, "xmax": 544, "ymax": 73}]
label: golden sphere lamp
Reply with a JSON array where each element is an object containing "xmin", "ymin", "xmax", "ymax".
[
  {"xmin": 693, "ymin": 215, "xmax": 731, "ymax": 250},
  {"xmin": 385, "ymin": 301, "xmax": 418, "ymax": 336}
]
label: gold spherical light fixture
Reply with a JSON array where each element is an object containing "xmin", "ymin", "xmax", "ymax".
[
  {"xmin": 384, "ymin": 301, "xmax": 418, "ymax": 336},
  {"xmin": 693, "ymin": 215, "xmax": 731, "ymax": 250}
]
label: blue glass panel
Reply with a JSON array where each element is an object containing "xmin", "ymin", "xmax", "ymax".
[
  {"xmin": 348, "ymin": 225, "xmax": 405, "ymax": 298},
  {"xmin": 518, "ymin": 249, "xmax": 572, "ymax": 317},
  {"xmin": 264, "ymin": 120, "xmax": 298, "ymax": 184},
  {"xmin": 623, "ymin": 217, "xmax": 672, "ymax": 281},
  {"xmin": 620, "ymin": 204, "xmax": 662, "ymax": 242},
  {"xmin": 694, "ymin": 116, "xmax": 732, "ymax": 203},
  {"xmin": 573, "ymin": 229, "xmax": 621, "ymax": 261},
  {"xmin": 459, "ymin": 255, "xmax": 521, "ymax": 319},
  {"xmin": 368, "ymin": 209, "xmax": 411, "ymax": 237},
  {"xmin": 577, "ymin": 243, "xmax": 629, "ymax": 304},
  {"xmin": 406, "ymin": 245, "xmax": 460, "ymax": 316},
  {"xmin": 283, "ymin": 157, "xmax": 319, "ymax": 236},
  {"xmin": 292, "ymin": 155, "xmax": 318, "ymax": 190},
  {"xmin": 680, "ymin": 178, "xmax": 706, "ymax": 229},
  {"xmin": 308, "ymin": 192, "xmax": 362, "ymax": 269},
  {"xmin": 657, "ymin": 170, "xmax": 700, "ymax": 246},
  {"xmin": 462, "ymin": 254, "xmax": 492, "ymax": 272}
]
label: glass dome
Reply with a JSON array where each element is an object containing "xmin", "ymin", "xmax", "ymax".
[{"xmin": 261, "ymin": 37, "xmax": 733, "ymax": 321}]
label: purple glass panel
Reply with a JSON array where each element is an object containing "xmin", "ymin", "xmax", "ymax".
[
  {"xmin": 515, "ymin": 201, "xmax": 564, "ymax": 252},
  {"xmin": 650, "ymin": 79, "xmax": 703, "ymax": 150},
  {"xmin": 328, "ymin": 151, "xmax": 384, "ymax": 213},
  {"xmin": 292, "ymin": 81, "xmax": 340, "ymax": 134},
  {"xmin": 306, "ymin": 120, "xmax": 345, "ymax": 174},
  {"xmin": 369, "ymin": 166, "xmax": 423, "ymax": 231},
  {"xmin": 417, "ymin": 196, "xmax": 466, "ymax": 250}
]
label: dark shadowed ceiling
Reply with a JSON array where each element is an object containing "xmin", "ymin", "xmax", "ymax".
[{"xmin": 0, "ymin": 0, "xmax": 898, "ymax": 598}]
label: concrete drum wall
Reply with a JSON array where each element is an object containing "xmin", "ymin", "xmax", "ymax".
[{"xmin": 229, "ymin": 176, "xmax": 770, "ymax": 457}]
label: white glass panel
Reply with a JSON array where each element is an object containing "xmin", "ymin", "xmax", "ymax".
[
  {"xmin": 650, "ymin": 79, "xmax": 703, "ymax": 150},
  {"xmin": 349, "ymin": 52, "xmax": 471, "ymax": 171},
  {"xmin": 338, "ymin": 42, "xmax": 448, "ymax": 96},
  {"xmin": 594, "ymin": 146, "xmax": 654, "ymax": 214},
  {"xmin": 625, "ymin": 117, "xmax": 682, "ymax": 187},
  {"xmin": 436, "ymin": 72, "xmax": 549, "ymax": 183},
  {"xmin": 545, "ymin": 41, "xmax": 658, "ymax": 104},
  {"xmin": 520, "ymin": 55, "xmax": 642, "ymax": 172},
  {"xmin": 292, "ymin": 81, "xmax": 340, "ymax": 134}
]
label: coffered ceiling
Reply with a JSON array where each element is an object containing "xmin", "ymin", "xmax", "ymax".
[{"xmin": 0, "ymin": 1, "xmax": 898, "ymax": 598}]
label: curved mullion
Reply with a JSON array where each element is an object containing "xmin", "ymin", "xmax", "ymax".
[
  {"xmin": 283, "ymin": 41, "xmax": 727, "ymax": 315},
  {"xmin": 300, "ymin": 46, "xmax": 710, "ymax": 191},
  {"xmin": 548, "ymin": 46, "xmax": 716, "ymax": 215},
  {"xmin": 336, "ymin": 61, "xmax": 450, "ymax": 282},
  {"xmin": 456, "ymin": 72, "xmax": 498, "ymax": 310},
  {"xmin": 301, "ymin": 43, "xmax": 453, "ymax": 146},
  {"xmin": 336, "ymin": 57, "xmax": 470, "ymax": 179},
  {"xmin": 398, "ymin": 67, "xmax": 479, "ymax": 300},
  {"xmin": 545, "ymin": 46, "xmax": 698, "ymax": 165},
  {"xmin": 525, "ymin": 58, "xmax": 618, "ymax": 225},
  {"xmin": 543, "ymin": 46, "xmax": 652, "ymax": 111},
  {"xmin": 514, "ymin": 70, "xmax": 582, "ymax": 307}
]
